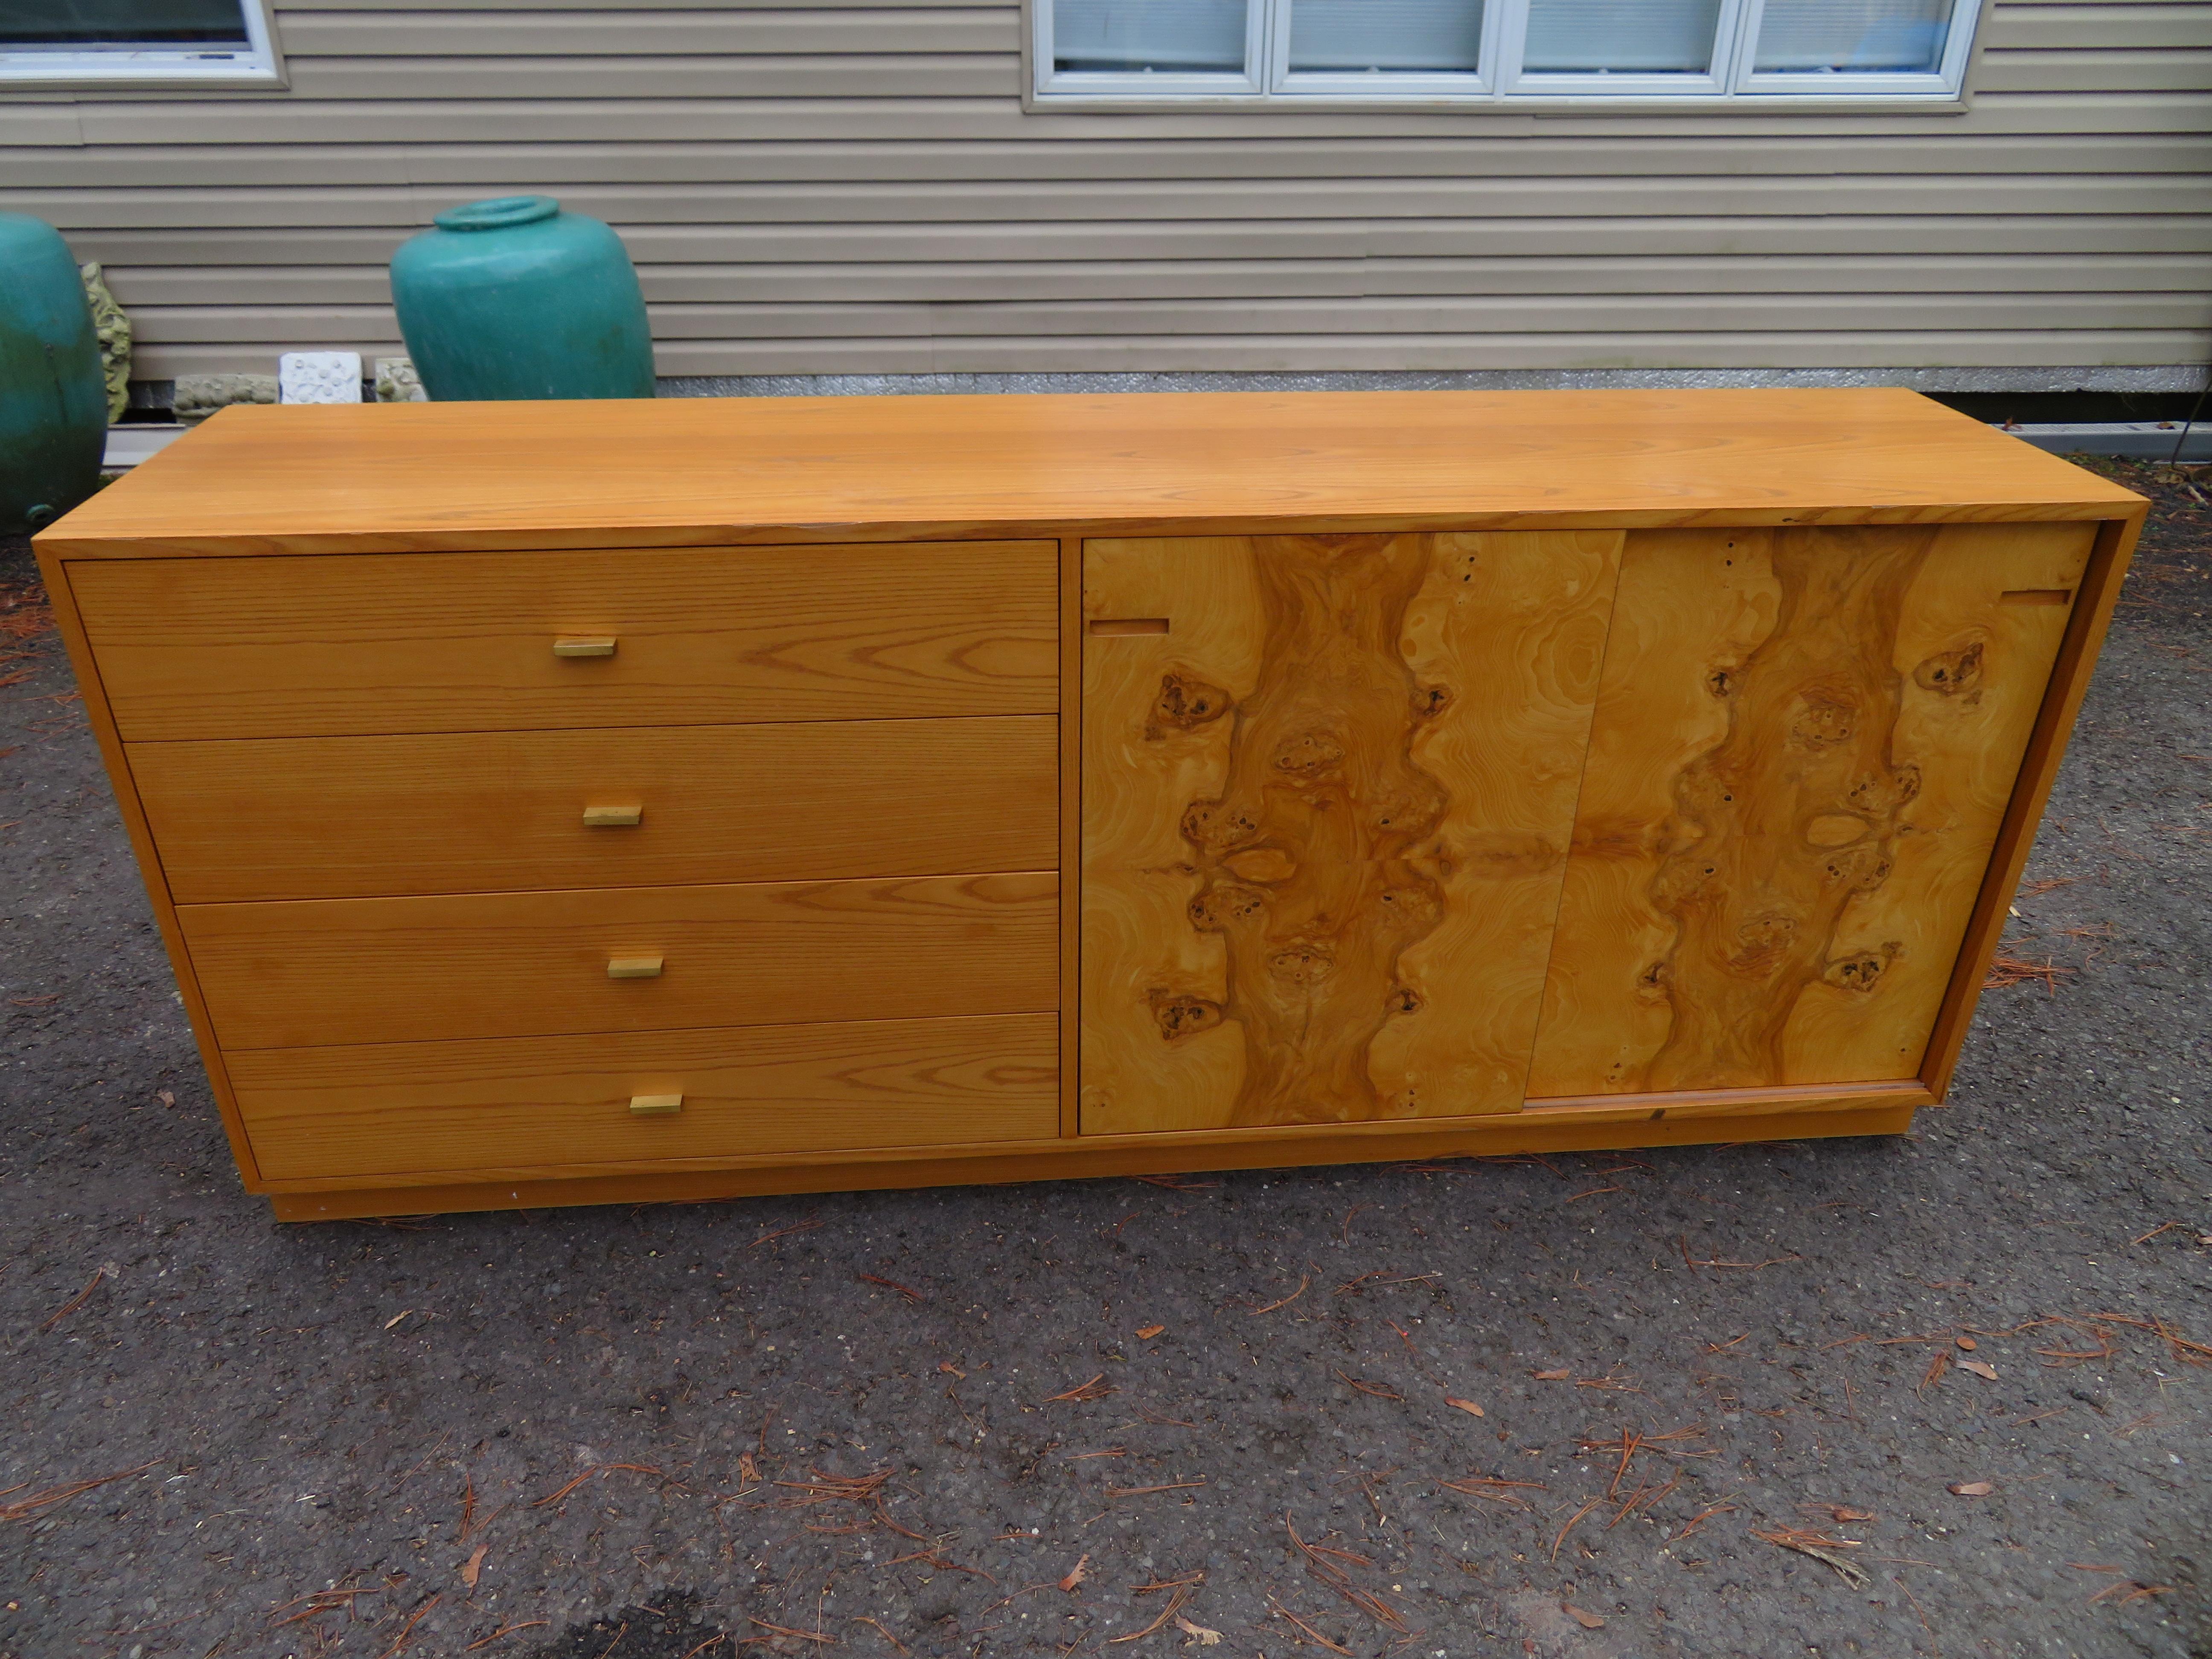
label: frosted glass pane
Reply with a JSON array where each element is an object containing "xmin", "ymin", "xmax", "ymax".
[
  {"xmin": 1289, "ymin": 0, "xmax": 1485, "ymax": 73},
  {"xmin": 1754, "ymin": 0, "xmax": 1949, "ymax": 72},
  {"xmin": 1522, "ymin": 0, "xmax": 1721, "ymax": 71},
  {"xmin": 0, "ymin": 0, "xmax": 247, "ymax": 43},
  {"xmin": 1053, "ymin": 0, "xmax": 1249, "ymax": 71}
]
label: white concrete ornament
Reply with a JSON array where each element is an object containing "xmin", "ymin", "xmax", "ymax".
[{"xmin": 277, "ymin": 351, "xmax": 364, "ymax": 404}]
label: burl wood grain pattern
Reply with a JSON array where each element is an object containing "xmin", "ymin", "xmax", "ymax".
[
  {"xmin": 1185, "ymin": 533, "xmax": 1448, "ymax": 1126},
  {"xmin": 1082, "ymin": 531, "xmax": 1621, "ymax": 1134},
  {"xmin": 1786, "ymin": 522, "xmax": 2094, "ymax": 1083},
  {"xmin": 1526, "ymin": 522, "xmax": 2092, "ymax": 1096}
]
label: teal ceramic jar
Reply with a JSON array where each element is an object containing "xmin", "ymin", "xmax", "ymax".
[
  {"xmin": 389, "ymin": 196, "xmax": 656, "ymax": 402},
  {"xmin": 0, "ymin": 214, "xmax": 106, "ymax": 535}
]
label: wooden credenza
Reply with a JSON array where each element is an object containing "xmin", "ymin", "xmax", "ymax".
[{"xmin": 35, "ymin": 390, "xmax": 2144, "ymax": 1220}]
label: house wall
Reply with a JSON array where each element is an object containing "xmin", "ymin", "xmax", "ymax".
[{"xmin": 1, "ymin": 0, "xmax": 2208, "ymax": 382}]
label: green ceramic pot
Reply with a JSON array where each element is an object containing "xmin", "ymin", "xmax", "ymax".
[
  {"xmin": 0, "ymin": 213, "xmax": 106, "ymax": 535},
  {"xmin": 389, "ymin": 195, "xmax": 656, "ymax": 402}
]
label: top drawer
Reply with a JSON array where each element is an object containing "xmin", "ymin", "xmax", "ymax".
[{"xmin": 67, "ymin": 540, "xmax": 1058, "ymax": 740}]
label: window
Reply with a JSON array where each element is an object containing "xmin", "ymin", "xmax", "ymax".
[
  {"xmin": 0, "ymin": 0, "xmax": 281, "ymax": 83},
  {"xmin": 1033, "ymin": 0, "xmax": 1980, "ymax": 101}
]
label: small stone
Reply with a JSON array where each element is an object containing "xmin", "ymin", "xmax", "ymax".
[{"xmin": 375, "ymin": 356, "xmax": 429, "ymax": 403}]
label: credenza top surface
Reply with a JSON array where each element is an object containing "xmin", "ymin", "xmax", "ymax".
[{"xmin": 39, "ymin": 387, "xmax": 2144, "ymax": 557}]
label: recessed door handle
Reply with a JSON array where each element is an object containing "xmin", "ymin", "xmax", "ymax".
[
  {"xmin": 607, "ymin": 955, "xmax": 664, "ymax": 979},
  {"xmin": 1089, "ymin": 618, "xmax": 1170, "ymax": 636}
]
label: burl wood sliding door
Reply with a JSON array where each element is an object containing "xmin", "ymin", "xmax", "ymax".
[
  {"xmin": 1080, "ymin": 531, "xmax": 1624, "ymax": 1135},
  {"xmin": 1526, "ymin": 522, "xmax": 2093, "ymax": 1098}
]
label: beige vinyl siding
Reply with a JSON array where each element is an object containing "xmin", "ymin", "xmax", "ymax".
[{"xmin": 0, "ymin": 0, "xmax": 2207, "ymax": 378}]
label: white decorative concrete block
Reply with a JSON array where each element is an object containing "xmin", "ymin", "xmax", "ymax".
[{"xmin": 278, "ymin": 351, "xmax": 364, "ymax": 404}]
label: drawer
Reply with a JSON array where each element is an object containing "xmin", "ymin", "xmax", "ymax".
[
  {"xmin": 134, "ymin": 715, "xmax": 1058, "ymax": 902},
  {"xmin": 179, "ymin": 871, "xmax": 1058, "ymax": 1050},
  {"xmin": 67, "ymin": 540, "xmax": 1057, "ymax": 741},
  {"xmin": 226, "ymin": 1013, "xmax": 1059, "ymax": 1182}
]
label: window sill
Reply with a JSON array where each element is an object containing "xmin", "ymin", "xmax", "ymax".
[
  {"xmin": 0, "ymin": 54, "xmax": 283, "ymax": 89},
  {"xmin": 1025, "ymin": 89, "xmax": 1971, "ymax": 114}
]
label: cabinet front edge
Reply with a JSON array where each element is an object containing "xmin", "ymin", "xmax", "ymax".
[
  {"xmin": 34, "ymin": 506, "xmax": 2146, "ymax": 561},
  {"xmin": 251, "ymin": 1079, "xmax": 1930, "ymax": 1196},
  {"xmin": 267, "ymin": 1100, "xmax": 1923, "ymax": 1220}
]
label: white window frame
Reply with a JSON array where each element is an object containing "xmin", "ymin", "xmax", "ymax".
[
  {"xmin": 1731, "ymin": 0, "xmax": 1978, "ymax": 97},
  {"xmin": 1492, "ymin": 0, "xmax": 1749, "ymax": 98},
  {"xmin": 1267, "ymin": 0, "xmax": 1501, "ymax": 99},
  {"xmin": 1034, "ymin": 0, "xmax": 1273, "ymax": 99},
  {"xmin": 0, "ymin": 0, "xmax": 283, "ymax": 86},
  {"xmin": 1032, "ymin": 0, "xmax": 1981, "ymax": 105}
]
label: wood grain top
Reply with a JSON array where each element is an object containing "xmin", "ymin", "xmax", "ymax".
[{"xmin": 39, "ymin": 389, "xmax": 2143, "ymax": 556}]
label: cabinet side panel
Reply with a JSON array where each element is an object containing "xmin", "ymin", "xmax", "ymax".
[
  {"xmin": 30, "ymin": 549, "xmax": 267, "ymax": 1189},
  {"xmin": 1531, "ymin": 522, "xmax": 2091, "ymax": 1098}
]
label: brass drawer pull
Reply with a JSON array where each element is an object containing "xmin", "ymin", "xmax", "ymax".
[
  {"xmin": 628, "ymin": 1093, "xmax": 683, "ymax": 1116},
  {"xmin": 553, "ymin": 636, "xmax": 617, "ymax": 658},
  {"xmin": 583, "ymin": 803, "xmax": 643, "ymax": 827},
  {"xmin": 606, "ymin": 954, "xmax": 664, "ymax": 979}
]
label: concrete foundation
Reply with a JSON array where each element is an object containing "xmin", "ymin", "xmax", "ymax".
[{"xmin": 661, "ymin": 365, "xmax": 2210, "ymax": 400}]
